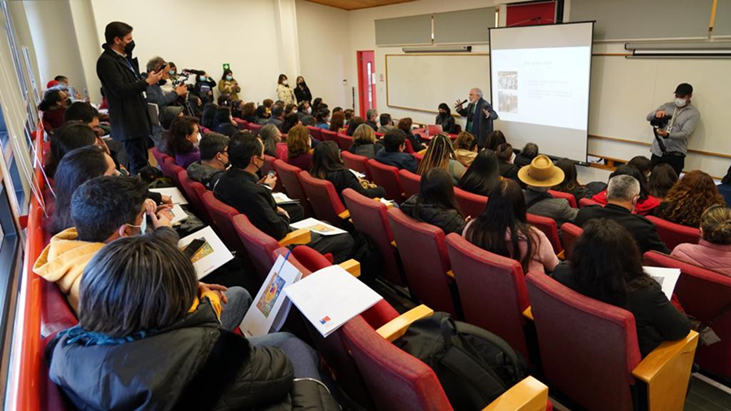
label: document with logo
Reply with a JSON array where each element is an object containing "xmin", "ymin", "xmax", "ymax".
[
  {"xmin": 284, "ymin": 265, "xmax": 383, "ymax": 337},
  {"xmin": 149, "ymin": 187, "xmax": 188, "ymax": 205},
  {"xmin": 644, "ymin": 266, "xmax": 681, "ymax": 300},
  {"xmin": 178, "ymin": 226, "xmax": 233, "ymax": 279}
]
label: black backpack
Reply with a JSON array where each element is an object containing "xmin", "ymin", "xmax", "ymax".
[{"xmin": 395, "ymin": 312, "xmax": 527, "ymax": 410}]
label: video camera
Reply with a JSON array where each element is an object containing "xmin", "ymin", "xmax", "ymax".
[{"xmin": 650, "ymin": 115, "xmax": 672, "ymax": 129}]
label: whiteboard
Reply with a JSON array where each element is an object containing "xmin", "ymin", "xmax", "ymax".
[{"xmin": 386, "ymin": 54, "xmax": 490, "ymax": 113}]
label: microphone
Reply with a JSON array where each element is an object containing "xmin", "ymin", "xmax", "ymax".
[{"xmin": 454, "ymin": 99, "xmax": 468, "ymax": 109}]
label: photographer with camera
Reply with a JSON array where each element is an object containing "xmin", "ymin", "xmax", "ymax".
[{"xmin": 646, "ymin": 83, "xmax": 700, "ymax": 175}]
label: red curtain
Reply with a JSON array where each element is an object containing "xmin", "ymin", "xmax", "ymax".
[{"xmin": 506, "ymin": 1, "xmax": 557, "ymax": 27}]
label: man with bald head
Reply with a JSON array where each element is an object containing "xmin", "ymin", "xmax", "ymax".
[{"xmin": 456, "ymin": 87, "xmax": 498, "ymax": 150}]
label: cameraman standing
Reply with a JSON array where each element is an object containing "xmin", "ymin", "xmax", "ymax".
[{"xmin": 646, "ymin": 83, "xmax": 700, "ymax": 175}]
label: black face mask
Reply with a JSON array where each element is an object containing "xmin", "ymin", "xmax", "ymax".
[
  {"xmin": 124, "ymin": 40, "xmax": 135, "ymax": 55},
  {"xmin": 158, "ymin": 79, "xmax": 166, "ymax": 86}
]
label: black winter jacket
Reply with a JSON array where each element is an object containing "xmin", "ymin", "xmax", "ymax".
[
  {"xmin": 400, "ymin": 195, "xmax": 467, "ymax": 235},
  {"xmin": 48, "ymin": 300, "xmax": 339, "ymax": 410},
  {"xmin": 323, "ymin": 168, "xmax": 386, "ymax": 203}
]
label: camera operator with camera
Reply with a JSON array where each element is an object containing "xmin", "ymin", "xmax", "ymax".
[{"xmin": 646, "ymin": 83, "xmax": 700, "ymax": 175}]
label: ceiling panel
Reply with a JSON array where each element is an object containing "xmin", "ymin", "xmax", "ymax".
[{"xmin": 305, "ymin": 0, "xmax": 418, "ymax": 11}]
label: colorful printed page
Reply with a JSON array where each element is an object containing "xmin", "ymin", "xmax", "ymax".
[{"xmin": 178, "ymin": 226, "xmax": 233, "ymax": 279}]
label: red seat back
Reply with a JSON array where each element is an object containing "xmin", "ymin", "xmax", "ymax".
[
  {"xmin": 413, "ymin": 151, "xmax": 424, "ymax": 166},
  {"xmin": 177, "ymin": 170, "xmax": 213, "ymax": 225},
  {"xmin": 248, "ymin": 123, "xmax": 262, "ymax": 134},
  {"xmin": 343, "ymin": 188, "xmax": 406, "ymax": 287},
  {"xmin": 234, "ymin": 118, "xmax": 248, "ymax": 130},
  {"xmin": 200, "ymin": 191, "xmax": 245, "ymax": 255},
  {"xmin": 272, "ymin": 159, "xmax": 313, "ymax": 217},
  {"xmin": 548, "ymin": 190, "xmax": 577, "ymax": 208},
  {"xmin": 403, "ymin": 138, "xmax": 415, "ymax": 154},
  {"xmin": 341, "ymin": 151, "xmax": 370, "ymax": 181},
  {"xmin": 445, "ymin": 234, "xmax": 531, "ymax": 361},
  {"xmin": 41, "ymin": 280, "xmax": 78, "ymax": 338},
  {"xmin": 152, "ymin": 147, "xmax": 171, "ymax": 165},
  {"xmin": 644, "ymin": 251, "xmax": 731, "ymax": 376},
  {"xmin": 306, "ymin": 126, "xmax": 323, "ymax": 141},
  {"xmin": 159, "ymin": 157, "xmax": 184, "ymax": 189},
  {"xmin": 262, "ymin": 155, "xmax": 284, "ymax": 192},
  {"xmin": 527, "ymin": 213, "xmax": 562, "ymax": 254},
  {"xmin": 646, "ymin": 216, "xmax": 700, "ymax": 250},
  {"xmin": 298, "ymin": 171, "xmax": 347, "ymax": 227},
  {"xmin": 454, "ymin": 187, "xmax": 487, "ymax": 219},
  {"xmin": 336, "ymin": 133, "xmax": 354, "ymax": 150},
  {"xmin": 387, "ymin": 208, "xmax": 457, "ymax": 316},
  {"xmin": 341, "ymin": 316, "xmax": 454, "ymax": 411},
  {"xmin": 560, "ymin": 222, "xmax": 583, "ymax": 261},
  {"xmin": 579, "ymin": 197, "xmax": 600, "ymax": 208},
  {"xmin": 231, "ymin": 214, "xmax": 279, "ymax": 280},
  {"xmin": 398, "ymin": 169, "xmax": 421, "ymax": 199},
  {"xmin": 526, "ymin": 272, "xmax": 641, "ymax": 411},
  {"xmin": 320, "ymin": 129, "xmax": 339, "ymax": 144},
  {"xmin": 366, "ymin": 159, "xmax": 404, "ymax": 204}
]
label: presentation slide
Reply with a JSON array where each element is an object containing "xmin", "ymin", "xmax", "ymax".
[{"xmin": 489, "ymin": 23, "xmax": 594, "ymax": 163}]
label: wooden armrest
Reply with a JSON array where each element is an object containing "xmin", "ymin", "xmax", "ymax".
[
  {"xmin": 374, "ymin": 198, "xmax": 393, "ymax": 208},
  {"xmin": 557, "ymin": 250, "xmax": 565, "ymax": 260},
  {"xmin": 391, "ymin": 240, "xmax": 397, "ymax": 248},
  {"xmin": 376, "ymin": 305, "xmax": 434, "ymax": 342},
  {"xmin": 338, "ymin": 259, "xmax": 360, "ymax": 278},
  {"xmin": 338, "ymin": 210, "xmax": 351, "ymax": 220},
  {"xmin": 482, "ymin": 376, "xmax": 549, "ymax": 411},
  {"xmin": 631, "ymin": 330, "xmax": 699, "ymax": 411},
  {"xmin": 278, "ymin": 229, "xmax": 311, "ymax": 247},
  {"xmin": 446, "ymin": 270, "xmax": 454, "ymax": 278},
  {"xmin": 523, "ymin": 307, "xmax": 534, "ymax": 321}
]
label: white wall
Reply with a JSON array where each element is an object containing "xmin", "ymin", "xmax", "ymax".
[{"xmin": 68, "ymin": 0, "xmax": 102, "ymax": 104}]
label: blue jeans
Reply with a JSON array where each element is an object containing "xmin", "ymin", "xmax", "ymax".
[
  {"xmin": 219, "ymin": 286, "xmax": 252, "ymax": 331},
  {"xmin": 249, "ymin": 332, "xmax": 320, "ymax": 379}
]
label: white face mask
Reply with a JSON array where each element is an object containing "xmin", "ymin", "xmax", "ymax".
[
  {"xmin": 194, "ymin": 132, "xmax": 202, "ymax": 147},
  {"xmin": 674, "ymin": 97, "xmax": 688, "ymax": 108},
  {"xmin": 282, "ymin": 80, "xmax": 289, "ymax": 86}
]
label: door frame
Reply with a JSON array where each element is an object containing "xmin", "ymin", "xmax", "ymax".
[{"xmin": 356, "ymin": 50, "xmax": 376, "ymax": 118}]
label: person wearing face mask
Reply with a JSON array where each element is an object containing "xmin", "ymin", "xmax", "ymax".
[
  {"xmin": 193, "ymin": 72, "xmax": 217, "ymax": 106},
  {"xmin": 276, "ymin": 74, "xmax": 296, "ymax": 106},
  {"xmin": 97, "ymin": 21, "xmax": 163, "ymax": 176},
  {"xmin": 187, "ymin": 133, "xmax": 230, "ymax": 190},
  {"xmin": 455, "ymin": 88, "xmax": 498, "ymax": 150},
  {"xmin": 646, "ymin": 83, "xmax": 700, "ymax": 176},
  {"xmin": 218, "ymin": 69, "xmax": 241, "ymax": 101},
  {"xmin": 435, "ymin": 103, "xmax": 456, "ymax": 134},
  {"xmin": 145, "ymin": 57, "xmax": 188, "ymax": 147},
  {"xmin": 165, "ymin": 116, "xmax": 202, "ymax": 168},
  {"xmin": 294, "ymin": 76, "xmax": 312, "ymax": 104}
]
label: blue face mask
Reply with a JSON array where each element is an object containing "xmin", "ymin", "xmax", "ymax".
[
  {"xmin": 169, "ymin": 70, "xmax": 176, "ymax": 76},
  {"xmin": 199, "ymin": 75, "xmax": 207, "ymax": 82},
  {"xmin": 226, "ymin": 75, "xmax": 233, "ymax": 81}
]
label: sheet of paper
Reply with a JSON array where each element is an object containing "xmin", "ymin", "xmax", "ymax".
[
  {"xmin": 149, "ymin": 187, "xmax": 188, "ymax": 205},
  {"xmin": 170, "ymin": 204, "xmax": 189, "ymax": 225},
  {"xmin": 284, "ymin": 265, "xmax": 383, "ymax": 337},
  {"xmin": 178, "ymin": 226, "xmax": 233, "ymax": 279},
  {"xmin": 272, "ymin": 192, "xmax": 300, "ymax": 205},
  {"xmin": 349, "ymin": 169, "xmax": 366, "ymax": 179},
  {"xmin": 644, "ymin": 266, "xmax": 682, "ymax": 301},
  {"xmin": 291, "ymin": 217, "xmax": 347, "ymax": 236},
  {"xmin": 239, "ymin": 255, "xmax": 302, "ymax": 337}
]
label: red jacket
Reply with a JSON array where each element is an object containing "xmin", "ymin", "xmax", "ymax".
[{"xmin": 591, "ymin": 190, "xmax": 661, "ymax": 216}]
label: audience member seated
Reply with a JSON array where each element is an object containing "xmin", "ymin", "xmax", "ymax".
[
  {"xmin": 165, "ymin": 116, "xmax": 201, "ymax": 169},
  {"xmin": 486, "ymin": 130, "xmax": 507, "ymax": 152},
  {"xmin": 349, "ymin": 124, "xmax": 383, "ymax": 159},
  {"xmin": 365, "ymin": 109, "xmax": 379, "ymax": 131},
  {"xmin": 402, "ymin": 168, "xmax": 466, "ymax": 235},
  {"xmin": 255, "ymin": 105, "xmax": 270, "ymax": 125},
  {"xmin": 648, "ymin": 163, "xmax": 678, "ymax": 199},
  {"xmin": 672, "ymin": 205, "xmax": 731, "ymax": 276},
  {"xmin": 378, "ymin": 113, "xmax": 396, "ymax": 134},
  {"xmin": 463, "ymin": 179, "xmax": 559, "ymax": 274},
  {"xmin": 266, "ymin": 104, "xmax": 285, "ymax": 130},
  {"xmin": 284, "ymin": 103, "xmax": 296, "ymax": 118},
  {"xmin": 39, "ymin": 88, "xmax": 69, "ymax": 132},
  {"xmin": 417, "ymin": 134, "xmax": 466, "ymax": 184},
  {"xmin": 591, "ymin": 165, "xmax": 661, "ymax": 216},
  {"xmin": 552, "ymin": 158, "xmax": 589, "ymax": 204},
  {"xmin": 332, "ymin": 106, "xmax": 343, "ymax": 116},
  {"xmin": 187, "ymin": 93, "xmax": 203, "ymax": 118},
  {"xmin": 519, "ymin": 155, "xmax": 578, "ymax": 226},
  {"xmin": 328, "ymin": 111, "xmax": 344, "ymax": 133},
  {"xmin": 514, "ymin": 142, "xmax": 539, "ymax": 168},
  {"xmin": 458, "ymin": 149, "xmax": 501, "ymax": 197},
  {"xmin": 281, "ymin": 112, "xmax": 301, "ymax": 134},
  {"xmin": 346, "ymin": 116, "xmax": 365, "ymax": 136},
  {"xmin": 655, "ymin": 170, "xmax": 725, "ymax": 228},
  {"xmin": 552, "ymin": 219, "xmax": 691, "ymax": 357},
  {"xmin": 297, "ymin": 101, "xmax": 311, "ymax": 120},
  {"xmin": 496, "ymin": 143, "xmax": 521, "ymax": 186},
  {"xmin": 575, "ymin": 175, "xmax": 670, "ymax": 254},
  {"xmin": 286, "ymin": 125, "xmax": 313, "ymax": 171},
  {"xmin": 311, "ymin": 141, "xmax": 385, "ymax": 202},
  {"xmin": 187, "ymin": 133, "xmax": 229, "ymax": 190},
  {"xmin": 193, "ymin": 72, "xmax": 217, "ymax": 106},
  {"xmin": 47, "ymin": 233, "xmax": 338, "ymax": 410},
  {"xmin": 344, "ymin": 108, "xmax": 354, "ymax": 125},
  {"xmin": 315, "ymin": 108, "xmax": 331, "ymax": 130},
  {"xmin": 260, "ymin": 124, "xmax": 288, "ymax": 160},
  {"xmin": 45, "ymin": 121, "xmax": 103, "ymax": 178},
  {"xmin": 64, "ymin": 102, "xmax": 104, "ymax": 137},
  {"xmin": 213, "ymin": 106, "xmax": 239, "ymax": 137},
  {"xmin": 145, "ymin": 57, "xmax": 186, "ymax": 114},
  {"xmin": 397, "ymin": 117, "xmax": 426, "ymax": 151},
  {"xmin": 201, "ymin": 103, "xmax": 217, "ymax": 130},
  {"xmin": 435, "ymin": 103, "xmax": 456, "ymax": 134},
  {"xmin": 241, "ymin": 102, "xmax": 257, "ymax": 123},
  {"xmin": 374, "ymin": 129, "xmax": 418, "ymax": 173},
  {"xmin": 628, "ymin": 155, "xmax": 653, "ymax": 183},
  {"xmin": 214, "ymin": 132, "xmax": 353, "ymax": 263},
  {"xmin": 453, "ymin": 131, "xmax": 478, "ymax": 167}
]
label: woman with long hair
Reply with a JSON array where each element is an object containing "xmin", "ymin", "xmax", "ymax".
[
  {"xmin": 435, "ymin": 103, "xmax": 456, "ymax": 134},
  {"xmin": 281, "ymin": 113, "xmax": 301, "ymax": 134},
  {"xmin": 45, "ymin": 121, "xmax": 101, "ymax": 178},
  {"xmin": 464, "ymin": 179, "xmax": 558, "ymax": 273},
  {"xmin": 286, "ymin": 125, "xmax": 313, "ymax": 170},
  {"xmin": 218, "ymin": 69, "xmax": 240, "ymax": 100},
  {"xmin": 315, "ymin": 108, "xmax": 330, "ymax": 130},
  {"xmin": 552, "ymin": 219, "xmax": 690, "ymax": 357},
  {"xmin": 294, "ymin": 76, "xmax": 313, "ymax": 103},
  {"xmin": 496, "ymin": 143, "xmax": 521, "ymax": 186},
  {"xmin": 39, "ymin": 89, "xmax": 69, "ymax": 131},
  {"xmin": 397, "ymin": 117, "xmax": 425, "ymax": 151},
  {"xmin": 552, "ymin": 158, "xmax": 588, "ymax": 203},
  {"xmin": 401, "ymin": 168, "xmax": 466, "ymax": 235},
  {"xmin": 241, "ymin": 102, "xmax": 257, "ymax": 123},
  {"xmin": 416, "ymin": 134, "xmax": 465, "ymax": 184},
  {"xmin": 453, "ymin": 132, "xmax": 477, "ymax": 167},
  {"xmin": 213, "ymin": 106, "xmax": 238, "ymax": 137},
  {"xmin": 276, "ymin": 74, "xmax": 296, "ymax": 105},
  {"xmin": 329, "ymin": 111, "xmax": 345, "ymax": 133},
  {"xmin": 591, "ymin": 165, "xmax": 660, "ymax": 216},
  {"xmin": 486, "ymin": 130, "xmax": 507, "ymax": 152},
  {"xmin": 656, "ymin": 170, "xmax": 725, "ymax": 227},
  {"xmin": 348, "ymin": 124, "xmax": 383, "ymax": 159},
  {"xmin": 259, "ymin": 124, "xmax": 288, "ymax": 160},
  {"xmin": 311, "ymin": 141, "xmax": 385, "ymax": 202},
  {"xmin": 647, "ymin": 163, "xmax": 678, "ymax": 199},
  {"xmin": 165, "ymin": 116, "xmax": 201, "ymax": 168},
  {"xmin": 458, "ymin": 149, "xmax": 501, "ymax": 197},
  {"xmin": 346, "ymin": 116, "xmax": 365, "ymax": 136},
  {"xmin": 672, "ymin": 205, "xmax": 731, "ymax": 276},
  {"xmin": 201, "ymin": 103, "xmax": 217, "ymax": 129}
]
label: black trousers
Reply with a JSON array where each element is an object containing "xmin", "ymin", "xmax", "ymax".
[
  {"xmin": 308, "ymin": 232, "xmax": 355, "ymax": 264},
  {"xmin": 122, "ymin": 137, "xmax": 151, "ymax": 175},
  {"xmin": 651, "ymin": 153, "xmax": 685, "ymax": 176}
]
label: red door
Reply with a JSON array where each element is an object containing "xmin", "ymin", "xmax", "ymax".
[{"xmin": 357, "ymin": 51, "xmax": 376, "ymax": 118}]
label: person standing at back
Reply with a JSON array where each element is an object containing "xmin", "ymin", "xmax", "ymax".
[
  {"xmin": 455, "ymin": 88, "xmax": 498, "ymax": 150},
  {"xmin": 277, "ymin": 74, "xmax": 296, "ymax": 105},
  {"xmin": 294, "ymin": 76, "xmax": 312, "ymax": 103},
  {"xmin": 97, "ymin": 22, "xmax": 163, "ymax": 175}
]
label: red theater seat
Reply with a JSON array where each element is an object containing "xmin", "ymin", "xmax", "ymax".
[
  {"xmin": 646, "ymin": 216, "xmax": 700, "ymax": 251},
  {"xmin": 272, "ymin": 159, "xmax": 314, "ymax": 217},
  {"xmin": 298, "ymin": 171, "xmax": 349, "ymax": 228},
  {"xmin": 454, "ymin": 187, "xmax": 487, "ymax": 219},
  {"xmin": 366, "ymin": 159, "xmax": 404, "ymax": 204},
  {"xmin": 341, "ymin": 151, "xmax": 370, "ymax": 180},
  {"xmin": 398, "ymin": 169, "xmax": 421, "ymax": 199}
]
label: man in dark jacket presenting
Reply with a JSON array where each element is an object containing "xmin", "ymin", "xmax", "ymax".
[
  {"xmin": 97, "ymin": 21, "xmax": 163, "ymax": 175},
  {"xmin": 456, "ymin": 88, "xmax": 498, "ymax": 150}
]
